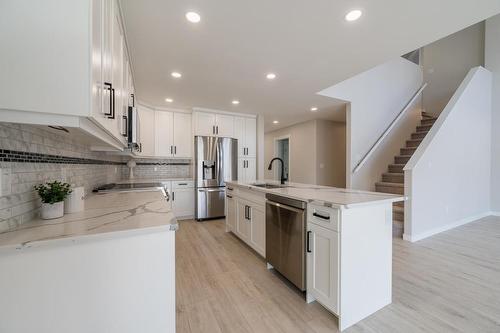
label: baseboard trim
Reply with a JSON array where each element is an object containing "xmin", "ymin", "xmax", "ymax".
[{"xmin": 403, "ymin": 211, "xmax": 494, "ymax": 242}]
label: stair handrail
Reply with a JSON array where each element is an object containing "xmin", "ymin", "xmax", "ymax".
[{"xmin": 353, "ymin": 82, "xmax": 427, "ymax": 174}]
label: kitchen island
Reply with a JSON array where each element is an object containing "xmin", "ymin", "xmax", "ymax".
[
  {"xmin": 225, "ymin": 180, "xmax": 404, "ymax": 331},
  {"xmin": 0, "ymin": 190, "xmax": 176, "ymax": 333}
]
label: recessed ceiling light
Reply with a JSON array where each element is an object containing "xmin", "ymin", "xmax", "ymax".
[
  {"xmin": 345, "ymin": 10, "xmax": 362, "ymax": 22},
  {"xmin": 310, "ymin": 107, "xmax": 318, "ymax": 112},
  {"xmin": 171, "ymin": 71, "xmax": 182, "ymax": 78},
  {"xmin": 186, "ymin": 12, "xmax": 201, "ymax": 23},
  {"xmin": 273, "ymin": 120, "xmax": 279, "ymax": 124},
  {"xmin": 266, "ymin": 73, "xmax": 277, "ymax": 80},
  {"xmin": 165, "ymin": 98, "xmax": 173, "ymax": 103},
  {"xmin": 232, "ymin": 100, "xmax": 240, "ymax": 105}
]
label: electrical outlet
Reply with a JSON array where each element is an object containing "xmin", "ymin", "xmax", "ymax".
[{"xmin": 154, "ymin": 167, "xmax": 158, "ymax": 172}]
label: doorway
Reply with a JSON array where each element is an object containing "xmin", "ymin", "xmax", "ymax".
[{"xmin": 274, "ymin": 136, "xmax": 290, "ymax": 181}]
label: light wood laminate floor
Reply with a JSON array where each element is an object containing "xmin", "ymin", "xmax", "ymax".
[{"xmin": 176, "ymin": 216, "xmax": 500, "ymax": 333}]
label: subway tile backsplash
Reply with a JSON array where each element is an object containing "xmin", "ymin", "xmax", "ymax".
[{"xmin": 0, "ymin": 122, "xmax": 192, "ymax": 231}]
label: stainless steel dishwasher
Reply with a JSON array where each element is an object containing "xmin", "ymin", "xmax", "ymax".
[{"xmin": 265, "ymin": 193, "xmax": 307, "ymax": 291}]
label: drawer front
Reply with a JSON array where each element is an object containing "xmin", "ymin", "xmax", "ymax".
[
  {"xmin": 308, "ymin": 204, "xmax": 339, "ymax": 232},
  {"xmin": 172, "ymin": 180, "xmax": 194, "ymax": 189}
]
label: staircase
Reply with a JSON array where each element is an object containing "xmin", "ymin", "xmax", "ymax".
[{"xmin": 375, "ymin": 111, "xmax": 437, "ymax": 237}]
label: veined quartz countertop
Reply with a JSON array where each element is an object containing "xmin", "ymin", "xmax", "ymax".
[
  {"xmin": 117, "ymin": 178, "xmax": 193, "ymax": 184},
  {"xmin": 226, "ymin": 180, "xmax": 404, "ymax": 209},
  {"xmin": 0, "ymin": 190, "xmax": 177, "ymax": 252}
]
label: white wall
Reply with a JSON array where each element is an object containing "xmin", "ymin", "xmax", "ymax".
[
  {"xmin": 422, "ymin": 22, "xmax": 485, "ymax": 115},
  {"xmin": 264, "ymin": 119, "xmax": 346, "ymax": 186},
  {"xmin": 318, "ymin": 58, "xmax": 423, "ymax": 190},
  {"xmin": 404, "ymin": 67, "xmax": 492, "ymax": 242},
  {"xmin": 485, "ymin": 15, "xmax": 500, "ymax": 213}
]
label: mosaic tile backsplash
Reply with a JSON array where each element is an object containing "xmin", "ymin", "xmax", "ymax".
[{"xmin": 0, "ymin": 122, "xmax": 192, "ymax": 231}]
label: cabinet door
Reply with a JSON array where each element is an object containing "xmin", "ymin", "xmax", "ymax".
[
  {"xmin": 215, "ymin": 114, "xmax": 234, "ymax": 137},
  {"xmin": 237, "ymin": 158, "xmax": 246, "ymax": 182},
  {"xmin": 250, "ymin": 206, "xmax": 265, "ymax": 256},
  {"xmin": 137, "ymin": 105, "xmax": 155, "ymax": 156},
  {"xmin": 172, "ymin": 188, "xmax": 194, "ymax": 218},
  {"xmin": 91, "ymin": 0, "xmax": 103, "ymax": 122},
  {"xmin": 194, "ymin": 112, "xmax": 216, "ymax": 136},
  {"xmin": 236, "ymin": 200, "xmax": 251, "ymax": 242},
  {"xmin": 173, "ymin": 112, "xmax": 192, "ymax": 158},
  {"xmin": 155, "ymin": 111, "xmax": 174, "ymax": 157},
  {"xmin": 245, "ymin": 118, "xmax": 257, "ymax": 158},
  {"xmin": 307, "ymin": 223, "xmax": 339, "ymax": 315},
  {"xmin": 234, "ymin": 117, "xmax": 246, "ymax": 157},
  {"xmin": 245, "ymin": 158, "xmax": 257, "ymax": 183},
  {"xmin": 226, "ymin": 193, "xmax": 236, "ymax": 232}
]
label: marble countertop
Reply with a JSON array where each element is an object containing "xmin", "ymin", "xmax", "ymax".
[
  {"xmin": 226, "ymin": 180, "xmax": 405, "ymax": 209},
  {"xmin": 0, "ymin": 190, "xmax": 177, "ymax": 253},
  {"xmin": 117, "ymin": 178, "xmax": 193, "ymax": 184}
]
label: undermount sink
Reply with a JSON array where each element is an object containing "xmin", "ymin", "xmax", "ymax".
[{"xmin": 251, "ymin": 183, "xmax": 289, "ymax": 189}]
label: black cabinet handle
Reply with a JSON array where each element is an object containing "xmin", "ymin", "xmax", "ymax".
[
  {"xmin": 131, "ymin": 93, "xmax": 135, "ymax": 107},
  {"xmin": 227, "ymin": 187, "xmax": 233, "ymax": 191},
  {"xmin": 122, "ymin": 115, "xmax": 128, "ymax": 137},
  {"xmin": 172, "ymin": 191, "xmax": 175, "ymax": 201},
  {"xmin": 226, "ymin": 194, "xmax": 233, "ymax": 199},
  {"xmin": 139, "ymin": 143, "xmax": 142, "ymax": 152},
  {"xmin": 307, "ymin": 231, "xmax": 312, "ymax": 253},
  {"xmin": 174, "ymin": 146, "xmax": 177, "ymax": 154},
  {"xmin": 313, "ymin": 212, "xmax": 330, "ymax": 220},
  {"xmin": 108, "ymin": 87, "xmax": 115, "ymax": 119},
  {"xmin": 170, "ymin": 146, "xmax": 173, "ymax": 154},
  {"xmin": 212, "ymin": 125, "xmax": 215, "ymax": 134},
  {"xmin": 178, "ymin": 183, "xmax": 187, "ymax": 186},
  {"xmin": 247, "ymin": 206, "xmax": 251, "ymax": 220},
  {"xmin": 216, "ymin": 126, "xmax": 219, "ymax": 135},
  {"xmin": 104, "ymin": 82, "xmax": 112, "ymax": 117}
]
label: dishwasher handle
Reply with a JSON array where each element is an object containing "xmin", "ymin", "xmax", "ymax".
[{"xmin": 266, "ymin": 200, "xmax": 305, "ymax": 214}]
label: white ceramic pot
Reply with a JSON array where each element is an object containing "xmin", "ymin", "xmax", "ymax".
[{"xmin": 40, "ymin": 201, "xmax": 64, "ymax": 220}]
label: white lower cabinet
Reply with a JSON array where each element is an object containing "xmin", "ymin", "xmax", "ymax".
[
  {"xmin": 225, "ymin": 192, "xmax": 237, "ymax": 231},
  {"xmin": 306, "ymin": 222, "xmax": 339, "ymax": 315},
  {"xmin": 249, "ymin": 206, "xmax": 265, "ymax": 256},
  {"xmin": 236, "ymin": 200, "xmax": 251, "ymax": 242},
  {"xmin": 171, "ymin": 181, "xmax": 194, "ymax": 219},
  {"xmin": 225, "ymin": 187, "xmax": 265, "ymax": 257}
]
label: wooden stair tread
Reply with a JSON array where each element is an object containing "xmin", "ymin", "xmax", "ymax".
[{"xmin": 375, "ymin": 181, "xmax": 404, "ymax": 187}]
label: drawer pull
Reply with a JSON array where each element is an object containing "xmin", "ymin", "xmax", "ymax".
[
  {"xmin": 178, "ymin": 183, "xmax": 188, "ymax": 186},
  {"xmin": 226, "ymin": 195, "xmax": 233, "ymax": 199},
  {"xmin": 313, "ymin": 212, "xmax": 330, "ymax": 220}
]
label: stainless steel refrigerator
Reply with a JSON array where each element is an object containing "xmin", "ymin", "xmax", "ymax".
[{"xmin": 195, "ymin": 136, "xmax": 237, "ymax": 220}]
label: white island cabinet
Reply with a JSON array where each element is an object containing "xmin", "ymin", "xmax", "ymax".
[
  {"xmin": 0, "ymin": 190, "xmax": 177, "ymax": 333},
  {"xmin": 225, "ymin": 180, "xmax": 402, "ymax": 331}
]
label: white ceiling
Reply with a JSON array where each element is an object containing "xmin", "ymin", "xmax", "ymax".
[{"xmin": 119, "ymin": 0, "xmax": 500, "ymax": 131}]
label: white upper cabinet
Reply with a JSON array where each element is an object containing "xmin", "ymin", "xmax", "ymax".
[
  {"xmin": 173, "ymin": 112, "xmax": 193, "ymax": 158},
  {"xmin": 215, "ymin": 114, "xmax": 234, "ymax": 137},
  {"xmin": 155, "ymin": 111, "xmax": 174, "ymax": 157},
  {"xmin": 137, "ymin": 105, "xmax": 155, "ymax": 157},
  {"xmin": 234, "ymin": 117, "xmax": 256, "ymax": 157},
  {"xmin": 153, "ymin": 110, "xmax": 192, "ymax": 158},
  {"xmin": 0, "ymin": 0, "xmax": 133, "ymax": 150},
  {"xmin": 193, "ymin": 111, "xmax": 234, "ymax": 137},
  {"xmin": 193, "ymin": 112, "xmax": 217, "ymax": 136}
]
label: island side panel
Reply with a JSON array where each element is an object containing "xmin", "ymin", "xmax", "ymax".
[
  {"xmin": 339, "ymin": 203, "xmax": 392, "ymax": 331},
  {"xmin": 0, "ymin": 230, "xmax": 175, "ymax": 333}
]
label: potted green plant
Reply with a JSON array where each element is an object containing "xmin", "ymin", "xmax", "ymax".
[{"xmin": 34, "ymin": 181, "xmax": 72, "ymax": 219}]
